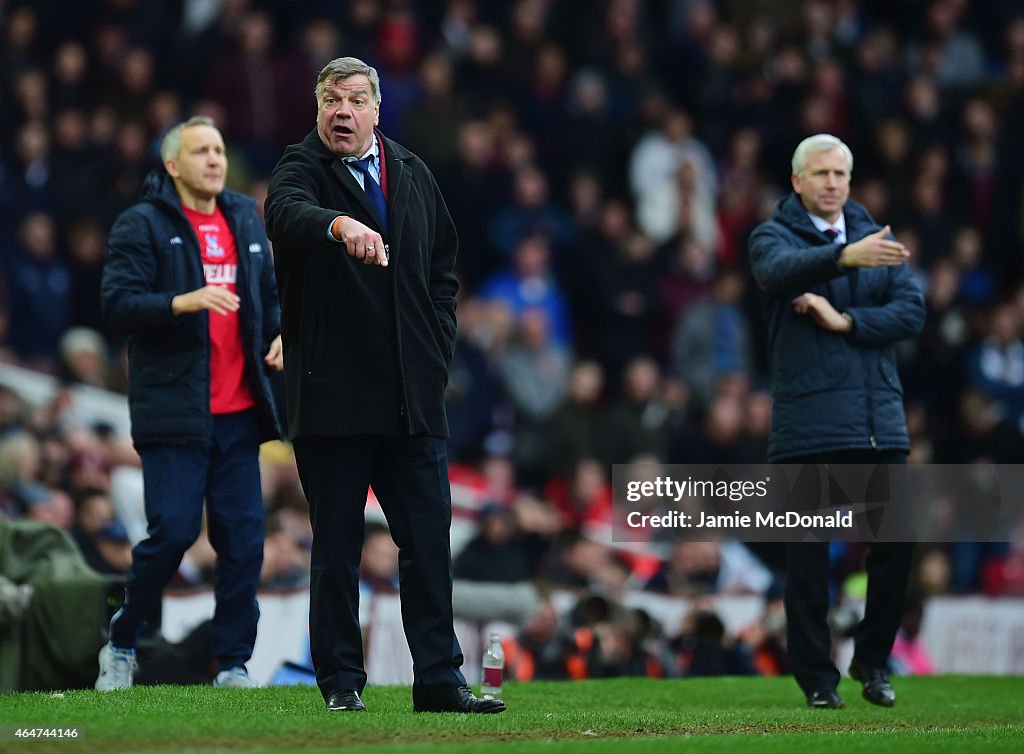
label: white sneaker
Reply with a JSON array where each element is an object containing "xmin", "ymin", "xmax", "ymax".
[
  {"xmin": 95, "ymin": 643, "xmax": 136, "ymax": 691},
  {"xmin": 213, "ymin": 667, "xmax": 257, "ymax": 688}
]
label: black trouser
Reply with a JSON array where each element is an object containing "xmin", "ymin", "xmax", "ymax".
[
  {"xmin": 781, "ymin": 449, "xmax": 915, "ymax": 694},
  {"xmin": 293, "ymin": 434, "xmax": 466, "ymax": 700}
]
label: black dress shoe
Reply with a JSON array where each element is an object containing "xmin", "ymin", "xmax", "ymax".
[
  {"xmin": 849, "ymin": 662, "xmax": 896, "ymax": 707},
  {"xmin": 806, "ymin": 689, "xmax": 845, "ymax": 709},
  {"xmin": 412, "ymin": 684, "xmax": 506, "ymax": 714},
  {"xmin": 326, "ymin": 689, "xmax": 366, "ymax": 712}
]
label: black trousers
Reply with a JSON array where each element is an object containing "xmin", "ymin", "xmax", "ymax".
[
  {"xmin": 781, "ymin": 449, "xmax": 915, "ymax": 694},
  {"xmin": 293, "ymin": 434, "xmax": 466, "ymax": 699}
]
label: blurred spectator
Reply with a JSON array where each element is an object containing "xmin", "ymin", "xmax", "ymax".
[
  {"xmin": 71, "ymin": 487, "xmax": 113, "ymax": 554},
  {"xmin": 966, "ymin": 301, "xmax": 1024, "ymax": 434},
  {"xmin": 908, "ymin": 0, "xmax": 986, "ymax": 90},
  {"xmin": 400, "ymin": 54, "xmax": 461, "ymax": 170},
  {"xmin": 57, "ymin": 327, "xmax": 112, "ymax": 389},
  {"xmin": 588, "ymin": 229, "xmax": 659, "ymax": 374},
  {"xmin": 501, "ymin": 308, "xmax": 571, "ymax": 481},
  {"xmin": 438, "ymin": 119, "xmax": 510, "ymax": 285},
  {"xmin": 261, "ymin": 513, "xmax": 309, "ymax": 589},
  {"xmin": 543, "ymin": 458, "xmax": 613, "ymax": 532},
  {"xmin": 570, "ymin": 593, "xmax": 660, "ymax": 678},
  {"xmin": 0, "ymin": 431, "xmax": 42, "ymax": 516},
  {"xmin": 737, "ymin": 594, "xmax": 790, "ymax": 677},
  {"xmin": 63, "ymin": 217, "xmax": 108, "ymax": 335},
  {"xmin": 541, "ymin": 361, "xmax": 605, "ymax": 479},
  {"xmin": 599, "ymin": 357, "xmax": 669, "ymax": 465},
  {"xmin": 24, "ymin": 486, "xmax": 73, "ymax": 531},
  {"xmin": 914, "ymin": 546, "xmax": 953, "ymax": 596},
  {"xmin": 454, "ymin": 502, "xmax": 552, "ymax": 583},
  {"xmin": 478, "ymin": 232, "xmax": 572, "ymax": 346},
  {"xmin": 6, "ymin": 212, "xmax": 71, "ymax": 368},
  {"xmin": 204, "ymin": 9, "xmax": 308, "ymax": 171},
  {"xmin": 445, "ymin": 297, "xmax": 501, "ymax": 462},
  {"xmin": 359, "ymin": 523, "xmax": 399, "ymax": 596},
  {"xmin": 502, "ymin": 599, "xmax": 584, "ymax": 681},
  {"xmin": 670, "ymin": 606, "xmax": 757, "ymax": 677},
  {"xmin": 91, "ymin": 519, "xmax": 133, "ymax": 575},
  {"xmin": 630, "ymin": 108, "xmax": 717, "ymax": 246},
  {"xmin": 647, "ymin": 541, "xmax": 773, "ymax": 597},
  {"xmin": 950, "ymin": 226, "xmax": 993, "ymax": 305},
  {"xmin": 489, "ymin": 163, "xmax": 576, "ymax": 258},
  {"xmin": 670, "ymin": 268, "xmax": 752, "ymax": 408},
  {"xmin": 544, "ymin": 532, "xmax": 630, "ymax": 594}
]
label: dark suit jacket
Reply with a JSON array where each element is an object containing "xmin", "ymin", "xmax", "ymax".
[{"xmin": 264, "ymin": 129, "xmax": 459, "ymax": 438}]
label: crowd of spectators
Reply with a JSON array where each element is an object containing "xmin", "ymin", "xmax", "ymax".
[{"xmin": 4, "ymin": 0, "xmax": 1024, "ymax": 680}]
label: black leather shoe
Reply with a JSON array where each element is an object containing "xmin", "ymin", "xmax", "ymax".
[
  {"xmin": 849, "ymin": 662, "xmax": 895, "ymax": 707},
  {"xmin": 326, "ymin": 689, "xmax": 366, "ymax": 712},
  {"xmin": 806, "ymin": 689, "xmax": 845, "ymax": 709},
  {"xmin": 413, "ymin": 684, "xmax": 506, "ymax": 714}
]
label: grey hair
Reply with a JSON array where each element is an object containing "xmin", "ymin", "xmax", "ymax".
[
  {"xmin": 791, "ymin": 133, "xmax": 853, "ymax": 175},
  {"xmin": 315, "ymin": 57, "xmax": 381, "ymax": 104},
  {"xmin": 160, "ymin": 116, "xmax": 217, "ymax": 164}
]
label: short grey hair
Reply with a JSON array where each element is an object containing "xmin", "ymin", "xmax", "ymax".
[
  {"xmin": 791, "ymin": 133, "xmax": 853, "ymax": 175},
  {"xmin": 161, "ymin": 116, "xmax": 217, "ymax": 164},
  {"xmin": 315, "ymin": 56, "xmax": 381, "ymax": 104}
]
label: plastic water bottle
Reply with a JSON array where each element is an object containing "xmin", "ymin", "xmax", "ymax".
[{"xmin": 480, "ymin": 632, "xmax": 504, "ymax": 700}]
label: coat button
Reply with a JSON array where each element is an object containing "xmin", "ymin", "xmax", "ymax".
[{"xmin": 399, "ymin": 404, "xmax": 407, "ymax": 417}]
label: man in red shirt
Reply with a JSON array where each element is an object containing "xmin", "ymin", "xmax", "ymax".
[{"xmin": 98, "ymin": 117, "xmax": 284, "ymax": 690}]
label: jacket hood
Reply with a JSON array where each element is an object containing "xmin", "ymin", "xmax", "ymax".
[{"xmin": 139, "ymin": 170, "xmax": 255, "ymax": 215}]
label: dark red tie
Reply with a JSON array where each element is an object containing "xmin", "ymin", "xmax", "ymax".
[{"xmin": 824, "ymin": 227, "xmax": 839, "ymax": 241}]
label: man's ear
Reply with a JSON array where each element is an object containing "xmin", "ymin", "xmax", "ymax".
[
  {"xmin": 791, "ymin": 173, "xmax": 801, "ymax": 194},
  {"xmin": 165, "ymin": 158, "xmax": 180, "ymax": 179}
]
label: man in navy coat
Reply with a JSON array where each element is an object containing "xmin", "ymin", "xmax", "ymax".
[
  {"xmin": 265, "ymin": 57, "xmax": 504, "ymax": 714},
  {"xmin": 749, "ymin": 134, "xmax": 925, "ymax": 710},
  {"xmin": 98, "ymin": 116, "xmax": 284, "ymax": 690}
]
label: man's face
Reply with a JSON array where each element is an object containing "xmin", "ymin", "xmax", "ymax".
[
  {"xmin": 166, "ymin": 124, "xmax": 227, "ymax": 200},
  {"xmin": 316, "ymin": 75, "xmax": 380, "ymax": 158},
  {"xmin": 792, "ymin": 147, "xmax": 850, "ymax": 222}
]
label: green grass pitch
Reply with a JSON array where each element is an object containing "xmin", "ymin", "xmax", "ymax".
[{"xmin": 1, "ymin": 677, "xmax": 1021, "ymax": 753}]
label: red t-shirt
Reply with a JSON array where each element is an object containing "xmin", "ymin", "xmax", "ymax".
[{"xmin": 182, "ymin": 203, "xmax": 255, "ymax": 415}]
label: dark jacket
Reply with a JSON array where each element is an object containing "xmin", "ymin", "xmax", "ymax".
[
  {"xmin": 101, "ymin": 171, "xmax": 283, "ymax": 445},
  {"xmin": 748, "ymin": 194, "xmax": 925, "ymax": 460},
  {"xmin": 264, "ymin": 129, "xmax": 458, "ymax": 438}
]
